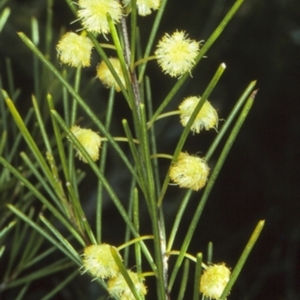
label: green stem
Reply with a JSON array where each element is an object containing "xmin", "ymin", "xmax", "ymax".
[
  {"xmin": 193, "ymin": 253, "xmax": 203, "ymax": 300},
  {"xmin": 130, "ymin": 0, "xmax": 137, "ymax": 70},
  {"xmin": 167, "ymin": 190, "xmax": 193, "ymax": 252},
  {"xmin": 205, "ymin": 80, "xmax": 257, "ymax": 161},
  {"xmin": 177, "ymin": 259, "xmax": 189, "ymax": 300},
  {"xmin": 220, "ymin": 220, "xmax": 265, "ymax": 299},
  {"xmin": 0, "ymin": 160, "xmax": 85, "ymax": 245},
  {"xmin": 96, "ymin": 87, "xmax": 115, "ymax": 243},
  {"xmin": 139, "ymin": 104, "xmax": 167, "ymax": 300},
  {"xmin": 7, "ymin": 204, "xmax": 82, "ymax": 264},
  {"xmin": 110, "ymin": 247, "xmax": 143, "ymax": 300}
]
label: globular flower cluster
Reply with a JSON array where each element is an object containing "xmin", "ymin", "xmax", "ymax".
[
  {"xmin": 200, "ymin": 263, "xmax": 231, "ymax": 299},
  {"xmin": 107, "ymin": 270, "xmax": 147, "ymax": 300},
  {"xmin": 77, "ymin": 0, "xmax": 122, "ymax": 34},
  {"xmin": 69, "ymin": 125, "xmax": 101, "ymax": 163},
  {"xmin": 82, "ymin": 244, "xmax": 120, "ymax": 279},
  {"xmin": 82, "ymin": 244, "xmax": 147, "ymax": 299},
  {"xmin": 155, "ymin": 30, "xmax": 200, "ymax": 77},
  {"xmin": 56, "ymin": 32, "xmax": 93, "ymax": 67},
  {"xmin": 169, "ymin": 152, "xmax": 209, "ymax": 191},
  {"xmin": 123, "ymin": 0, "xmax": 161, "ymax": 16},
  {"xmin": 179, "ymin": 96, "xmax": 218, "ymax": 134},
  {"xmin": 96, "ymin": 58, "xmax": 126, "ymax": 92}
]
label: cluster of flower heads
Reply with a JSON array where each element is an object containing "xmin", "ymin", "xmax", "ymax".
[
  {"xmin": 56, "ymin": 3, "xmax": 216, "ymax": 191},
  {"xmin": 200, "ymin": 263, "xmax": 231, "ymax": 299},
  {"xmin": 69, "ymin": 125, "xmax": 101, "ymax": 163},
  {"xmin": 168, "ymin": 97, "xmax": 218, "ymax": 190},
  {"xmin": 82, "ymin": 244, "xmax": 147, "ymax": 299},
  {"xmin": 56, "ymin": 1, "xmax": 202, "ymax": 90},
  {"xmin": 56, "ymin": 1, "xmax": 231, "ymax": 300}
]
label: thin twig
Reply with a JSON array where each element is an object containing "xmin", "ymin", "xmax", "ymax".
[{"xmin": 120, "ymin": 15, "xmax": 142, "ymax": 118}]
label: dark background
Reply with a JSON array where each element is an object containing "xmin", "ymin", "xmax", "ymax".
[{"xmin": 0, "ymin": 0, "xmax": 299, "ymax": 299}]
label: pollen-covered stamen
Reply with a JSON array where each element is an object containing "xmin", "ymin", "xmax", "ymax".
[
  {"xmin": 96, "ymin": 58, "xmax": 126, "ymax": 92},
  {"xmin": 107, "ymin": 270, "xmax": 147, "ymax": 300},
  {"xmin": 200, "ymin": 263, "xmax": 231, "ymax": 299},
  {"xmin": 56, "ymin": 32, "xmax": 93, "ymax": 67},
  {"xmin": 69, "ymin": 125, "xmax": 101, "ymax": 163},
  {"xmin": 179, "ymin": 96, "xmax": 218, "ymax": 134},
  {"xmin": 155, "ymin": 30, "xmax": 200, "ymax": 77},
  {"xmin": 123, "ymin": 0, "xmax": 161, "ymax": 16},
  {"xmin": 169, "ymin": 152, "xmax": 209, "ymax": 191},
  {"xmin": 77, "ymin": 0, "xmax": 122, "ymax": 34},
  {"xmin": 81, "ymin": 244, "xmax": 121, "ymax": 280}
]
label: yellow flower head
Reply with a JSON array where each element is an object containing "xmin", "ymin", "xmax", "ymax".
[
  {"xmin": 122, "ymin": 0, "xmax": 161, "ymax": 16},
  {"xmin": 155, "ymin": 30, "xmax": 200, "ymax": 77},
  {"xmin": 169, "ymin": 152, "xmax": 209, "ymax": 191},
  {"xmin": 108, "ymin": 270, "xmax": 147, "ymax": 300},
  {"xmin": 77, "ymin": 0, "xmax": 122, "ymax": 34},
  {"xmin": 179, "ymin": 96, "xmax": 218, "ymax": 134},
  {"xmin": 56, "ymin": 32, "xmax": 93, "ymax": 67},
  {"xmin": 69, "ymin": 125, "xmax": 101, "ymax": 163},
  {"xmin": 200, "ymin": 263, "xmax": 231, "ymax": 299},
  {"xmin": 96, "ymin": 58, "xmax": 125, "ymax": 92},
  {"xmin": 82, "ymin": 244, "xmax": 121, "ymax": 279}
]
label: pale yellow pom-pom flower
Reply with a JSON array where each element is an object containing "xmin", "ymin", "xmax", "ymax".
[
  {"xmin": 56, "ymin": 32, "xmax": 93, "ymax": 67},
  {"xmin": 179, "ymin": 96, "xmax": 218, "ymax": 134},
  {"xmin": 123, "ymin": 0, "xmax": 160, "ymax": 16},
  {"xmin": 81, "ymin": 244, "xmax": 121, "ymax": 279},
  {"xmin": 69, "ymin": 125, "xmax": 101, "ymax": 163},
  {"xmin": 77, "ymin": 0, "xmax": 122, "ymax": 34},
  {"xmin": 96, "ymin": 58, "xmax": 125, "ymax": 92},
  {"xmin": 200, "ymin": 263, "xmax": 231, "ymax": 299},
  {"xmin": 155, "ymin": 30, "xmax": 200, "ymax": 77},
  {"xmin": 107, "ymin": 270, "xmax": 147, "ymax": 300},
  {"xmin": 169, "ymin": 152, "xmax": 209, "ymax": 191}
]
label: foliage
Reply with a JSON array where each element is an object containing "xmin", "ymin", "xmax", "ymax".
[{"xmin": 0, "ymin": 0, "xmax": 264, "ymax": 299}]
